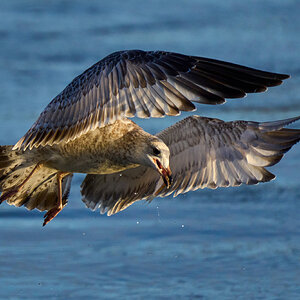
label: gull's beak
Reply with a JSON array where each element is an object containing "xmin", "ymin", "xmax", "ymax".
[{"xmin": 153, "ymin": 158, "xmax": 172, "ymax": 189}]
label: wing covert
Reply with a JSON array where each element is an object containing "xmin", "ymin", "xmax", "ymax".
[
  {"xmin": 80, "ymin": 115, "xmax": 300, "ymax": 215},
  {"xmin": 14, "ymin": 50, "xmax": 290, "ymax": 150}
]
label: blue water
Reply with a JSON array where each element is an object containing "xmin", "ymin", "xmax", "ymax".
[{"xmin": 0, "ymin": 1, "xmax": 300, "ymax": 299}]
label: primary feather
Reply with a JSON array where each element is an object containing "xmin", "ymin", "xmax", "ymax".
[{"xmin": 13, "ymin": 50, "xmax": 289, "ymax": 151}]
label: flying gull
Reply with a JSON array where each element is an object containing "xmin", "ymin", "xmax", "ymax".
[{"xmin": 0, "ymin": 50, "xmax": 299, "ymax": 226}]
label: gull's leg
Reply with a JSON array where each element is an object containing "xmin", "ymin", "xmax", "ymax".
[
  {"xmin": 43, "ymin": 172, "xmax": 69, "ymax": 226},
  {"xmin": 0, "ymin": 162, "xmax": 43, "ymax": 204}
]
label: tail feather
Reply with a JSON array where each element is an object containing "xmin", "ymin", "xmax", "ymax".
[
  {"xmin": 23, "ymin": 173, "xmax": 73, "ymax": 211},
  {"xmin": 0, "ymin": 146, "xmax": 25, "ymax": 179},
  {"xmin": 0, "ymin": 145, "xmax": 73, "ymax": 212}
]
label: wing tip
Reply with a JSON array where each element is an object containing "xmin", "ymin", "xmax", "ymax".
[
  {"xmin": 259, "ymin": 115, "xmax": 300, "ymax": 131},
  {"xmin": 277, "ymin": 73, "xmax": 291, "ymax": 80}
]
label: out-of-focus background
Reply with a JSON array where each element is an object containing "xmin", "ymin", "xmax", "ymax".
[{"xmin": 0, "ymin": 1, "xmax": 299, "ymax": 299}]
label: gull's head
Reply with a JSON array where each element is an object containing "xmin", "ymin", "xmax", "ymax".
[{"xmin": 131, "ymin": 136, "xmax": 172, "ymax": 188}]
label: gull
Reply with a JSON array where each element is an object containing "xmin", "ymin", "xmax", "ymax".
[{"xmin": 0, "ymin": 50, "xmax": 299, "ymax": 226}]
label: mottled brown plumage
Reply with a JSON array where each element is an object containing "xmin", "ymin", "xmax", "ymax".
[
  {"xmin": 81, "ymin": 116, "xmax": 300, "ymax": 215},
  {"xmin": 13, "ymin": 50, "xmax": 289, "ymax": 151},
  {"xmin": 0, "ymin": 49, "xmax": 298, "ymax": 226},
  {"xmin": 41, "ymin": 119, "xmax": 154, "ymax": 174}
]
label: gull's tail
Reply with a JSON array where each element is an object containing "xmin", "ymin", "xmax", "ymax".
[{"xmin": 0, "ymin": 145, "xmax": 73, "ymax": 211}]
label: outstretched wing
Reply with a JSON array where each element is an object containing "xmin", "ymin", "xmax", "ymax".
[
  {"xmin": 14, "ymin": 50, "xmax": 289, "ymax": 150},
  {"xmin": 81, "ymin": 115, "xmax": 300, "ymax": 216}
]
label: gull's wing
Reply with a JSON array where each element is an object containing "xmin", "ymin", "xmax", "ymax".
[
  {"xmin": 81, "ymin": 115, "xmax": 300, "ymax": 216},
  {"xmin": 14, "ymin": 50, "xmax": 289, "ymax": 150}
]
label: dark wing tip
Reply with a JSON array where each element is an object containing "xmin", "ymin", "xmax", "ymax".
[
  {"xmin": 254, "ymin": 86, "xmax": 268, "ymax": 93},
  {"xmin": 276, "ymin": 73, "xmax": 290, "ymax": 80}
]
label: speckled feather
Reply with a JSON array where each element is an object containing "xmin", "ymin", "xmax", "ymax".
[
  {"xmin": 0, "ymin": 146, "xmax": 73, "ymax": 211},
  {"xmin": 81, "ymin": 115, "xmax": 300, "ymax": 216},
  {"xmin": 13, "ymin": 50, "xmax": 289, "ymax": 151}
]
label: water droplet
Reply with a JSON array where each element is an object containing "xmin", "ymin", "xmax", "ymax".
[{"xmin": 181, "ymin": 224, "xmax": 184, "ymax": 228}]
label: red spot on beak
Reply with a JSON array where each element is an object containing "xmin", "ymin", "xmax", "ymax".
[{"xmin": 154, "ymin": 159, "xmax": 172, "ymax": 188}]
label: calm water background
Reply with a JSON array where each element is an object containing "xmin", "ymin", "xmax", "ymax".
[{"xmin": 0, "ymin": 1, "xmax": 300, "ymax": 299}]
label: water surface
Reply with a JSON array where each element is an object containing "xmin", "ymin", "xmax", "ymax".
[{"xmin": 0, "ymin": 1, "xmax": 300, "ymax": 299}]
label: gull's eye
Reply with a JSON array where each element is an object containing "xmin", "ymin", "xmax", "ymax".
[{"xmin": 153, "ymin": 147, "xmax": 161, "ymax": 156}]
